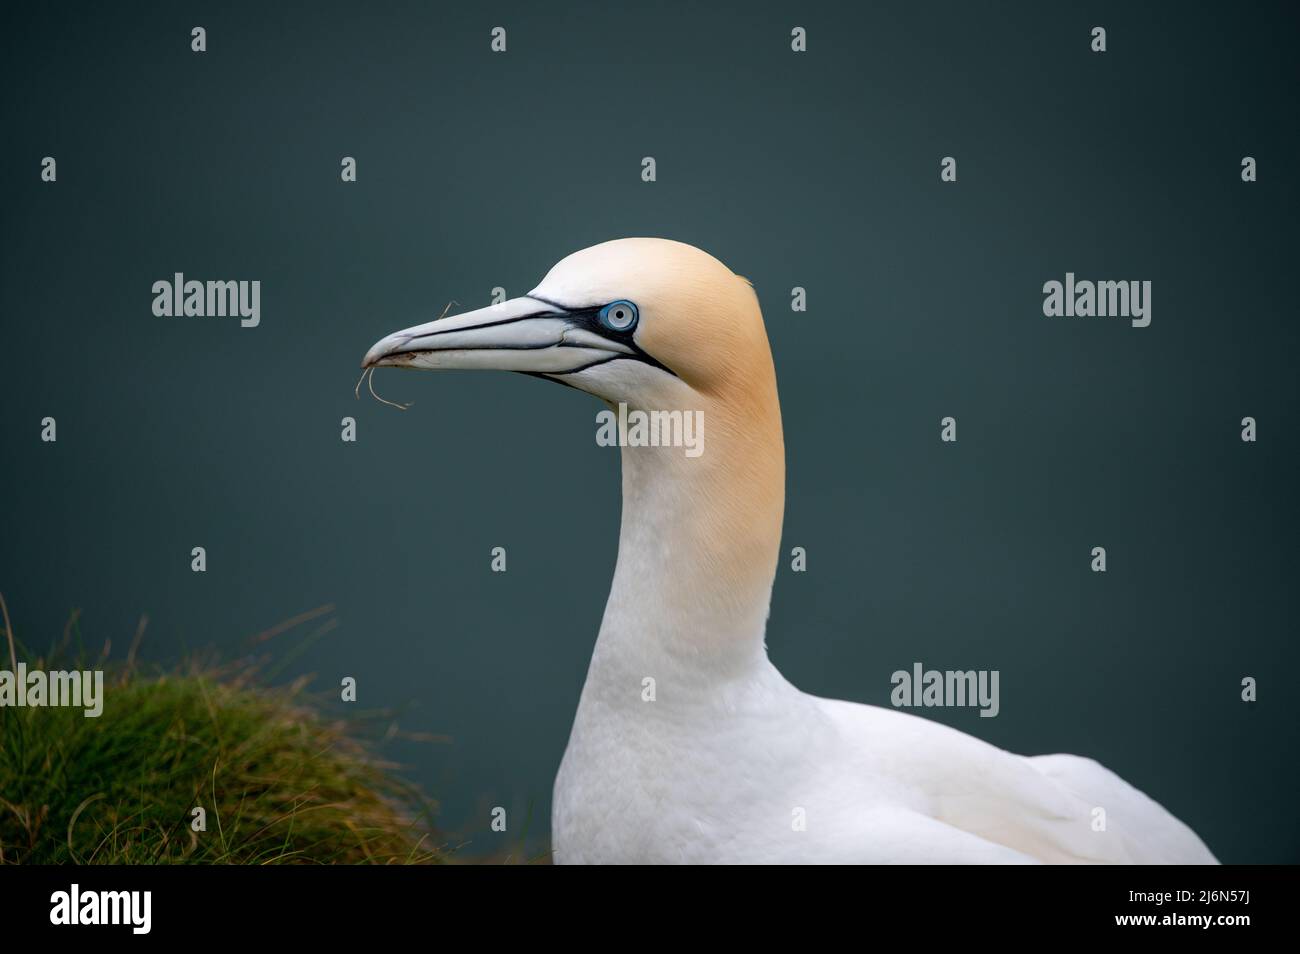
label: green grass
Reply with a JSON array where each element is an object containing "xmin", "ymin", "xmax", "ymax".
[{"xmin": 0, "ymin": 613, "xmax": 443, "ymax": 864}]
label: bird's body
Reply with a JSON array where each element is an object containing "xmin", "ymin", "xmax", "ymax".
[
  {"xmin": 555, "ymin": 662, "xmax": 1213, "ymax": 863},
  {"xmin": 364, "ymin": 238, "xmax": 1217, "ymax": 864}
]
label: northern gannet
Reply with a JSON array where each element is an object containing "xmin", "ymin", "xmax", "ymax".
[{"xmin": 362, "ymin": 238, "xmax": 1217, "ymax": 864}]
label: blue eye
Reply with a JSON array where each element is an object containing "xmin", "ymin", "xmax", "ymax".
[{"xmin": 598, "ymin": 300, "xmax": 638, "ymax": 332}]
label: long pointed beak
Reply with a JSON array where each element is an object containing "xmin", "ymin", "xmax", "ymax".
[{"xmin": 362, "ymin": 296, "xmax": 634, "ymax": 375}]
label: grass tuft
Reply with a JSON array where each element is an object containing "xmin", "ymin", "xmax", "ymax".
[{"xmin": 0, "ymin": 648, "xmax": 444, "ymax": 864}]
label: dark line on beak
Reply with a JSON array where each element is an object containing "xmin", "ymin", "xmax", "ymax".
[
  {"xmin": 394, "ymin": 309, "xmax": 561, "ymax": 345},
  {"xmin": 393, "ymin": 300, "xmax": 679, "ymax": 379}
]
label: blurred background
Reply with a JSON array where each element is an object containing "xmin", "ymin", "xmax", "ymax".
[{"xmin": 1, "ymin": 0, "xmax": 1296, "ymax": 861}]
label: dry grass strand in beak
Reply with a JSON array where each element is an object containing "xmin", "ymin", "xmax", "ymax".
[
  {"xmin": 354, "ymin": 366, "xmax": 411, "ymax": 410},
  {"xmin": 367, "ymin": 366, "xmax": 411, "ymax": 411},
  {"xmin": 354, "ymin": 301, "xmax": 456, "ymax": 409}
]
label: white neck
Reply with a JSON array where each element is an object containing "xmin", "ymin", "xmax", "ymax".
[{"xmin": 580, "ymin": 377, "xmax": 786, "ymax": 704}]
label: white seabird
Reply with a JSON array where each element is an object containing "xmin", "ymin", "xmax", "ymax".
[{"xmin": 363, "ymin": 238, "xmax": 1217, "ymax": 864}]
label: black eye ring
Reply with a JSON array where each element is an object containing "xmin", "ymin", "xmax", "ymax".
[{"xmin": 598, "ymin": 300, "xmax": 638, "ymax": 332}]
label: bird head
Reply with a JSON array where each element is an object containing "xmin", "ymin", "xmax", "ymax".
[{"xmin": 361, "ymin": 238, "xmax": 770, "ymax": 408}]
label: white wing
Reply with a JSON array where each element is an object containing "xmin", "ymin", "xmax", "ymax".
[{"xmin": 817, "ymin": 698, "xmax": 1218, "ymax": 864}]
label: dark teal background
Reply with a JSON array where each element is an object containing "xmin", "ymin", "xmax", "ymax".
[{"xmin": 2, "ymin": 1, "xmax": 1296, "ymax": 862}]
